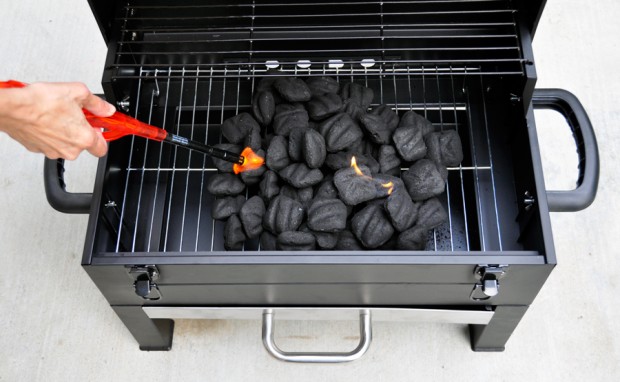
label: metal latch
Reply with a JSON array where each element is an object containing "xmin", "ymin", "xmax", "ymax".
[
  {"xmin": 128, "ymin": 265, "xmax": 162, "ymax": 301},
  {"xmin": 470, "ymin": 265, "xmax": 508, "ymax": 301}
]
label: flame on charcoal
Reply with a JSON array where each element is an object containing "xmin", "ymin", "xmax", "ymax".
[
  {"xmin": 350, "ymin": 156, "xmax": 394, "ymax": 195},
  {"xmin": 233, "ymin": 147, "xmax": 265, "ymax": 174}
]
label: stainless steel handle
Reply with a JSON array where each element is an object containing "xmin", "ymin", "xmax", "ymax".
[{"xmin": 261, "ymin": 309, "xmax": 372, "ymax": 363}]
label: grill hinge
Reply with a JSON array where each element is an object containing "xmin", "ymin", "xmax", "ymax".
[
  {"xmin": 470, "ymin": 265, "xmax": 508, "ymax": 301},
  {"xmin": 128, "ymin": 265, "xmax": 162, "ymax": 301}
]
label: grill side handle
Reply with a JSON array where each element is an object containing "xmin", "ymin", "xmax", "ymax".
[
  {"xmin": 532, "ymin": 89, "xmax": 599, "ymax": 212},
  {"xmin": 43, "ymin": 158, "xmax": 92, "ymax": 214}
]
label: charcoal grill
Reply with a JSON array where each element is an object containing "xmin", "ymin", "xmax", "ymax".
[{"xmin": 43, "ymin": 0, "xmax": 599, "ymax": 362}]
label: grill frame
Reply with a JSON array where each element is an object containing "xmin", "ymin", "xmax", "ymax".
[{"xmin": 67, "ymin": 0, "xmax": 598, "ymax": 356}]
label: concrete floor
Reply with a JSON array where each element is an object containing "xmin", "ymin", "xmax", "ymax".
[{"xmin": 1, "ymin": 1, "xmax": 619, "ymax": 381}]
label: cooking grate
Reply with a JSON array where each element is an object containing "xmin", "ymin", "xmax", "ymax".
[
  {"xmin": 111, "ymin": 0, "xmax": 525, "ymax": 77},
  {"xmin": 104, "ymin": 63, "xmax": 508, "ymax": 255}
]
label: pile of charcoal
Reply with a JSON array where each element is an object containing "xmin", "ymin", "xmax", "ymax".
[{"xmin": 206, "ymin": 76, "xmax": 463, "ymax": 251}]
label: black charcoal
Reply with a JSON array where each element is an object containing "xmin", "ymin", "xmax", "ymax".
[
  {"xmin": 325, "ymin": 152, "xmax": 379, "ymax": 174},
  {"xmin": 318, "ymin": 113, "xmax": 364, "ymax": 152},
  {"xmin": 302, "ymin": 129, "xmax": 327, "ymax": 169},
  {"xmin": 273, "ymin": 104, "xmax": 309, "ymax": 137},
  {"xmin": 399, "ymin": 111, "xmax": 434, "ymax": 136},
  {"xmin": 335, "ymin": 230, "xmax": 364, "ymax": 250},
  {"xmin": 259, "ymin": 170, "xmax": 280, "ymax": 201},
  {"xmin": 313, "ymin": 231, "xmax": 338, "ymax": 249},
  {"xmin": 307, "ymin": 198, "xmax": 347, "ymax": 232},
  {"xmin": 263, "ymin": 195, "xmax": 305, "ymax": 234},
  {"xmin": 372, "ymin": 173, "xmax": 404, "ymax": 198},
  {"xmin": 397, "ymin": 225, "xmax": 428, "ymax": 250},
  {"xmin": 401, "ymin": 159, "xmax": 446, "ymax": 201},
  {"xmin": 297, "ymin": 187, "xmax": 314, "ymax": 208},
  {"xmin": 239, "ymin": 196, "xmax": 266, "ymax": 238},
  {"xmin": 351, "ymin": 204, "xmax": 395, "ymax": 249},
  {"xmin": 212, "ymin": 195, "xmax": 246, "ymax": 221},
  {"xmin": 212, "ymin": 143, "xmax": 241, "ymax": 173},
  {"xmin": 306, "ymin": 76, "xmax": 340, "ymax": 96},
  {"xmin": 239, "ymin": 149, "xmax": 266, "ymax": 185},
  {"xmin": 279, "ymin": 184, "xmax": 300, "ymax": 201},
  {"xmin": 206, "ymin": 173, "xmax": 246, "ymax": 196},
  {"xmin": 378, "ymin": 145, "xmax": 402, "ymax": 176},
  {"xmin": 244, "ymin": 126, "xmax": 262, "ymax": 151},
  {"xmin": 279, "ymin": 163, "xmax": 324, "ymax": 188},
  {"xmin": 306, "ymin": 93, "xmax": 343, "ymax": 120},
  {"xmin": 288, "ymin": 127, "xmax": 307, "ymax": 162},
  {"xmin": 392, "ymin": 124, "xmax": 427, "ymax": 162},
  {"xmin": 416, "ymin": 197, "xmax": 448, "ymax": 229},
  {"xmin": 315, "ymin": 177, "xmax": 339, "ymax": 200},
  {"xmin": 252, "ymin": 90, "xmax": 276, "ymax": 126},
  {"xmin": 385, "ymin": 188, "xmax": 419, "ymax": 231},
  {"xmin": 224, "ymin": 215, "xmax": 246, "ymax": 250},
  {"xmin": 257, "ymin": 77, "xmax": 276, "ymax": 92},
  {"xmin": 260, "ymin": 231, "xmax": 278, "ymax": 250},
  {"xmin": 274, "ymin": 77, "xmax": 312, "ymax": 102},
  {"xmin": 221, "ymin": 112, "xmax": 259, "ymax": 144},
  {"xmin": 333, "ymin": 164, "xmax": 377, "ymax": 206},
  {"xmin": 266, "ymin": 135, "xmax": 290, "ymax": 171},
  {"xmin": 359, "ymin": 113, "xmax": 392, "ymax": 144},
  {"xmin": 342, "ymin": 100, "xmax": 365, "ymax": 122},
  {"xmin": 277, "ymin": 231, "xmax": 316, "ymax": 251},
  {"xmin": 341, "ymin": 82, "xmax": 373, "ymax": 109},
  {"xmin": 262, "ymin": 133, "xmax": 274, "ymax": 150},
  {"xmin": 424, "ymin": 130, "xmax": 464, "ymax": 167},
  {"xmin": 371, "ymin": 105, "xmax": 399, "ymax": 131}
]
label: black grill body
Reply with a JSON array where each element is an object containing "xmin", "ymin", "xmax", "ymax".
[{"xmin": 46, "ymin": 0, "xmax": 598, "ymax": 354}]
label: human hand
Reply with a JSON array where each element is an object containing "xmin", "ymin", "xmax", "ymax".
[{"xmin": 0, "ymin": 82, "xmax": 116, "ymax": 160}]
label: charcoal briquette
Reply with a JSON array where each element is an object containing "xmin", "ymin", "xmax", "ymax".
[
  {"xmin": 239, "ymin": 149, "xmax": 266, "ymax": 185},
  {"xmin": 341, "ymin": 82, "xmax": 373, "ymax": 109},
  {"xmin": 351, "ymin": 204, "xmax": 395, "ymax": 249},
  {"xmin": 371, "ymin": 105, "xmax": 399, "ymax": 131},
  {"xmin": 313, "ymin": 231, "xmax": 338, "ymax": 249},
  {"xmin": 287, "ymin": 127, "xmax": 307, "ymax": 162},
  {"xmin": 260, "ymin": 231, "xmax": 278, "ymax": 250},
  {"xmin": 224, "ymin": 215, "xmax": 246, "ymax": 250},
  {"xmin": 306, "ymin": 76, "xmax": 340, "ymax": 97},
  {"xmin": 398, "ymin": 110, "xmax": 435, "ymax": 136},
  {"xmin": 266, "ymin": 135, "xmax": 290, "ymax": 171},
  {"xmin": 239, "ymin": 196, "xmax": 266, "ymax": 239},
  {"xmin": 424, "ymin": 130, "xmax": 464, "ymax": 167},
  {"xmin": 318, "ymin": 113, "xmax": 364, "ymax": 152},
  {"xmin": 378, "ymin": 145, "xmax": 402, "ymax": 176},
  {"xmin": 333, "ymin": 164, "xmax": 377, "ymax": 206},
  {"xmin": 342, "ymin": 100, "xmax": 365, "ymax": 122},
  {"xmin": 297, "ymin": 186, "xmax": 314, "ymax": 207},
  {"xmin": 302, "ymin": 129, "xmax": 327, "ymax": 169},
  {"xmin": 263, "ymin": 195, "xmax": 305, "ymax": 234},
  {"xmin": 244, "ymin": 126, "xmax": 262, "ymax": 151},
  {"xmin": 372, "ymin": 173, "xmax": 404, "ymax": 198},
  {"xmin": 416, "ymin": 197, "xmax": 448, "ymax": 229},
  {"xmin": 392, "ymin": 124, "xmax": 427, "ymax": 162},
  {"xmin": 315, "ymin": 177, "xmax": 339, "ymax": 200},
  {"xmin": 274, "ymin": 77, "xmax": 312, "ymax": 102},
  {"xmin": 212, "ymin": 195, "xmax": 246, "ymax": 220},
  {"xmin": 307, "ymin": 198, "xmax": 347, "ymax": 232},
  {"xmin": 306, "ymin": 93, "xmax": 343, "ymax": 121},
  {"xmin": 273, "ymin": 104, "xmax": 309, "ymax": 137},
  {"xmin": 401, "ymin": 159, "xmax": 446, "ymax": 201},
  {"xmin": 279, "ymin": 184, "xmax": 300, "ymax": 201},
  {"xmin": 252, "ymin": 90, "xmax": 276, "ymax": 126},
  {"xmin": 279, "ymin": 163, "xmax": 324, "ymax": 188},
  {"xmin": 277, "ymin": 231, "xmax": 316, "ymax": 251},
  {"xmin": 397, "ymin": 225, "xmax": 428, "ymax": 250},
  {"xmin": 259, "ymin": 170, "xmax": 280, "ymax": 201},
  {"xmin": 385, "ymin": 188, "xmax": 419, "ymax": 232},
  {"xmin": 212, "ymin": 143, "xmax": 241, "ymax": 173},
  {"xmin": 257, "ymin": 77, "xmax": 276, "ymax": 92},
  {"xmin": 335, "ymin": 230, "xmax": 364, "ymax": 250},
  {"xmin": 359, "ymin": 113, "xmax": 392, "ymax": 144},
  {"xmin": 206, "ymin": 173, "xmax": 246, "ymax": 196},
  {"xmin": 221, "ymin": 112, "xmax": 259, "ymax": 144},
  {"xmin": 324, "ymin": 151, "xmax": 379, "ymax": 173}
]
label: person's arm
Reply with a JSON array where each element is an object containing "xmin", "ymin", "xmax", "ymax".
[{"xmin": 0, "ymin": 82, "xmax": 116, "ymax": 160}]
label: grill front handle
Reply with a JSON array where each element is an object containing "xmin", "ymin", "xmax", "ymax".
[
  {"xmin": 532, "ymin": 89, "xmax": 599, "ymax": 212},
  {"xmin": 43, "ymin": 158, "xmax": 92, "ymax": 214},
  {"xmin": 262, "ymin": 309, "xmax": 372, "ymax": 363}
]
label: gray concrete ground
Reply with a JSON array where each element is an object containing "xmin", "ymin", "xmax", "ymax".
[{"xmin": 1, "ymin": 1, "xmax": 619, "ymax": 381}]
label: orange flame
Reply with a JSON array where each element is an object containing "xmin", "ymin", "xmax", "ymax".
[
  {"xmin": 233, "ymin": 147, "xmax": 265, "ymax": 174},
  {"xmin": 350, "ymin": 156, "xmax": 394, "ymax": 195}
]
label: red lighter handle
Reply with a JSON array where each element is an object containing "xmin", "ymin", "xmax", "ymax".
[{"xmin": 0, "ymin": 80, "xmax": 168, "ymax": 142}]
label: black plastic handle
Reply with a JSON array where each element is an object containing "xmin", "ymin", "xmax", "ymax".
[
  {"xmin": 43, "ymin": 158, "xmax": 92, "ymax": 214},
  {"xmin": 532, "ymin": 89, "xmax": 599, "ymax": 212}
]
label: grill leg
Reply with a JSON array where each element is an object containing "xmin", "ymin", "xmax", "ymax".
[
  {"xmin": 469, "ymin": 305, "xmax": 528, "ymax": 351},
  {"xmin": 112, "ymin": 306, "xmax": 174, "ymax": 351}
]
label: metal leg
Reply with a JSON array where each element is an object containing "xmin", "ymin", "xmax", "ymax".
[
  {"xmin": 112, "ymin": 306, "xmax": 174, "ymax": 351},
  {"xmin": 469, "ymin": 305, "xmax": 528, "ymax": 352}
]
